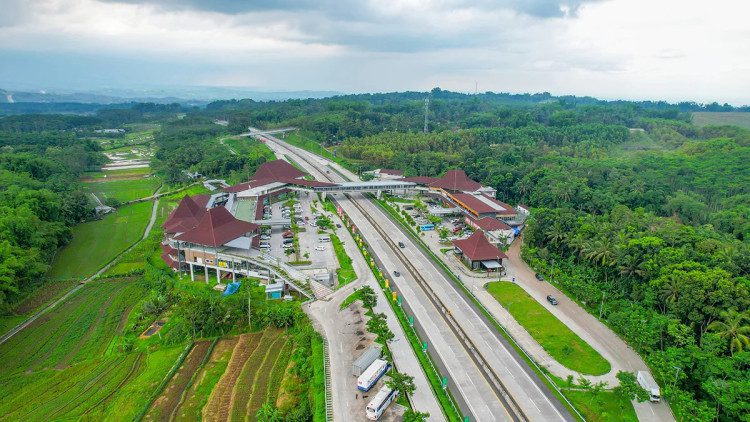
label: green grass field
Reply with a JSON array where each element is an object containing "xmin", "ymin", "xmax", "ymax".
[
  {"xmin": 84, "ymin": 177, "xmax": 160, "ymax": 203},
  {"xmin": 330, "ymin": 232, "xmax": 357, "ymax": 286},
  {"xmin": 48, "ymin": 201, "xmax": 153, "ymax": 280},
  {"xmin": 692, "ymin": 112, "xmax": 750, "ymax": 129},
  {"xmin": 486, "ymin": 282, "xmax": 611, "ymax": 376},
  {"xmin": 565, "ymin": 390, "xmax": 638, "ymax": 422},
  {"xmin": 0, "ymin": 279, "xmax": 160, "ymax": 420}
]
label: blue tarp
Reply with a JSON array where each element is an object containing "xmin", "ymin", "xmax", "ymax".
[{"xmin": 223, "ymin": 281, "xmax": 241, "ymax": 297}]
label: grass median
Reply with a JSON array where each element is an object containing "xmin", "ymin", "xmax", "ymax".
[{"xmin": 486, "ymin": 282, "xmax": 611, "ymax": 376}]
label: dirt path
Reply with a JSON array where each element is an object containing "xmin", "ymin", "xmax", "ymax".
[
  {"xmin": 146, "ymin": 341, "xmax": 213, "ymax": 421},
  {"xmin": 202, "ymin": 332, "xmax": 263, "ymax": 422}
]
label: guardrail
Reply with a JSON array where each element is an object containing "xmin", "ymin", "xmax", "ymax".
[{"xmin": 322, "ymin": 338, "xmax": 334, "ymax": 421}]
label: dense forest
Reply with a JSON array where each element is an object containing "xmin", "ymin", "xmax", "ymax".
[{"xmin": 2, "ymin": 90, "xmax": 749, "ymax": 420}]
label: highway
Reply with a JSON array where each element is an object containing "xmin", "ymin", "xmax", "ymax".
[{"xmin": 259, "ymin": 131, "xmax": 574, "ymax": 422}]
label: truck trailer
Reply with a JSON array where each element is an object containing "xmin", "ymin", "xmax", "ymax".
[
  {"xmin": 352, "ymin": 345, "xmax": 382, "ymax": 377},
  {"xmin": 637, "ymin": 371, "xmax": 661, "ymax": 403}
]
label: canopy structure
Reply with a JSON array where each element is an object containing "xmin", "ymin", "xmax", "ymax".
[{"xmin": 481, "ymin": 260, "xmax": 503, "ymax": 269}]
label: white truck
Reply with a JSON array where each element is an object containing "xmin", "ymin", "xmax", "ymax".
[{"xmin": 637, "ymin": 370, "xmax": 661, "ymax": 403}]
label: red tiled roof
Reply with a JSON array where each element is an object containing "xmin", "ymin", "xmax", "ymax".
[
  {"xmin": 161, "ymin": 243, "xmax": 177, "ymax": 254},
  {"xmin": 163, "ymin": 195, "xmax": 206, "ymax": 233},
  {"xmin": 223, "ymin": 178, "xmax": 278, "ymax": 193},
  {"xmin": 402, "ymin": 176, "xmax": 439, "ymax": 185},
  {"xmin": 161, "ymin": 252, "xmax": 179, "ymax": 269},
  {"xmin": 192, "ymin": 194, "xmax": 211, "ymax": 208},
  {"xmin": 471, "ymin": 216, "xmax": 512, "ymax": 231},
  {"xmin": 430, "ymin": 170, "xmax": 483, "ymax": 192},
  {"xmin": 253, "ymin": 159, "xmax": 305, "ymax": 180},
  {"xmin": 451, "ymin": 193, "xmax": 515, "ymax": 215},
  {"xmin": 452, "ymin": 231, "xmax": 507, "ymax": 262},
  {"xmin": 176, "ymin": 206, "xmax": 259, "ymax": 247},
  {"xmin": 380, "ymin": 169, "xmax": 403, "ymax": 176}
]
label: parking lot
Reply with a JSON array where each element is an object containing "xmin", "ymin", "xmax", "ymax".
[{"xmin": 260, "ymin": 192, "xmax": 342, "ymax": 286}]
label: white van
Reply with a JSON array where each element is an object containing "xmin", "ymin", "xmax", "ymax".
[{"xmin": 318, "ymin": 236, "xmax": 331, "ymax": 243}]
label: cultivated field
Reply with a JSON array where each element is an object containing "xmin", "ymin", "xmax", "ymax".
[
  {"xmin": 692, "ymin": 111, "xmax": 750, "ymax": 129},
  {"xmin": 0, "ymin": 279, "xmax": 153, "ymax": 420},
  {"xmin": 84, "ymin": 177, "xmax": 160, "ymax": 203},
  {"xmin": 486, "ymin": 281, "xmax": 611, "ymax": 376},
  {"xmin": 146, "ymin": 328, "xmax": 293, "ymax": 421},
  {"xmin": 48, "ymin": 201, "xmax": 153, "ymax": 279}
]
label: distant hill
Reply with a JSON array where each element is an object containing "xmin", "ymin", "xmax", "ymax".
[{"xmin": 692, "ymin": 111, "xmax": 750, "ymax": 129}]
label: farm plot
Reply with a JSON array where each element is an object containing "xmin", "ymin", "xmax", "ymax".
[
  {"xmin": 84, "ymin": 177, "xmax": 160, "ymax": 203},
  {"xmin": 174, "ymin": 337, "xmax": 239, "ymax": 421},
  {"xmin": 200, "ymin": 328, "xmax": 292, "ymax": 422},
  {"xmin": 0, "ymin": 280, "xmax": 150, "ymax": 420},
  {"xmin": 145, "ymin": 340, "xmax": 214, "ymax": 421},
  {"xmin": 48, "ymin": 201, "xmax": 153, "ymax": 280},
  {"xmin": 0, "ymin": 279, "xmax": 144, "ymax": 374}
]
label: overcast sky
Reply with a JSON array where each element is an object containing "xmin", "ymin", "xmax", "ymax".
[{"xmin": 1, "ymin": 0, "xmax": 748, "ymax": 104}]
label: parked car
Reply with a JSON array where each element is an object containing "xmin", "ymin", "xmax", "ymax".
[
  {"xmin": 336, "ymin": 223, "xmax": 342, "ymax": 228},
  {"xmin": 260, "ymin": 235, "xmax": 271, "ymax": 240},
  {"xmin": 282, "ymin": 243, "xmax": 294, "ymax": 249},
  {"xmin": 282, "ymin": 232, "xmax": 294, "ymax": 238},
  {"xmin": 393, "ymin": 271, "xmax": 401, "ymax": 277},
  {"xmin": 546, "ymin": 295, "xmax": 558, "ymax": 305},
  {"xmin": 452, "ymin": 227, "xmax": 462, "ymax": 234},
  {"xmin": 315, "ymin": 245, "xmax": 326, "ymax": 251},
  {"xmin": 398, "ymin": 242, "xmax": 405, "ymax": 248},
  {"xmin": 535, "ymin": 273, "xmax": 544, "ymax": 281}
]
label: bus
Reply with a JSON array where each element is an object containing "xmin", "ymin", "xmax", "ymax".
[
  {"xmin": 419, "ymin": 223, "xmax": 435, "ymax": 231},
  {"xmin": 365, "ymin": 385, "xmax": 397, "ymax": 420},
  {"xmin": 357, "ymin": 359, "xmax": 389, "ymax": 392}
]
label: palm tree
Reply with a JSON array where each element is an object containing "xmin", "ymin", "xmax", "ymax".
[
  {"xmin": 658, "ymin": 274, "xmax": 682, "ymax": 313},
  {"xmin": 707, "ymin": 311, "xmax": 750, "ymax": 356},
  {"xmin": 545, "ymin": 222, "xmax": 567, "ymax": 249}
]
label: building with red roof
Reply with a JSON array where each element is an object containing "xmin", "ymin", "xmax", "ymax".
[
  {"xmin": 452, "ymin": 231, "xmax": 508, "ymax": 272},
  {"xmin": 465, "ymin": 216, "xmax": 516, "ymax": 247}
]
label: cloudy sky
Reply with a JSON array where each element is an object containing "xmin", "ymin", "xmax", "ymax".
[{"xmin": 0, "ymin": 0, "xmax": 748, "ymax": 103}]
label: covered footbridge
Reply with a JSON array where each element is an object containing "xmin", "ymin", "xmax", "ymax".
[{"xmin": 307, "ymin": 180, "xmax": 416, "ymax": 199}]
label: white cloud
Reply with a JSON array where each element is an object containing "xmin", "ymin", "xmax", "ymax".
[{"xmin": 0, "ymin": 0, "xmax": 748, "ymax": 104}]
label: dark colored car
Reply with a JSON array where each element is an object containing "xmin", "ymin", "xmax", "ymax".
[
  {"xmin": 336, "ymin": 223, "xmax": 342, "ymax": 228},
  {"xmin": 398, "ymin": 242, "xmax": 405, "ymax": 248},
  {"xmin": 546, "ymin": 295, "xmax": 558, "ymax": 305},
  {"xmin": 394, "ymin": 271, "xmax": 401, "ymax": 277},
  {"xmin": 535, "ymin": 273, "xmax": 544, "ymax": 281}
]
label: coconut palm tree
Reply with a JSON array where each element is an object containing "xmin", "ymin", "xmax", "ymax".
[{"xmin": 707, "ymin": 311, "xmax": 750, "ymax": 356}]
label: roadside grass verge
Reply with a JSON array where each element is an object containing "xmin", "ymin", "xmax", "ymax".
[
  {"xmin": 48, "ymin": 201, "xmax": 153, "ymax": 280},
  {"xmin": 284, "ymin": 131, "xmax": 360, "ymax": 173},
  {"xmin": 339, "ymin": 289, "xmax": 363, "ymax": 310},
  {"xmin": 330, "ymin": 233, "xmax": 357, "ymax": 286},
  {"xmin": 486, "ymin": 282, "xmax": 611, "ymax": 376},
  {"xmin": 563, "ymin": 390, "xmax": 638, "ymax": 422}
]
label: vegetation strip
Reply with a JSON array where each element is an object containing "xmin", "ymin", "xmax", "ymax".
[
  {"xmin": 486, "ymin": 282, "xmax": 611, "ymax": 376},
  {"xmin": 135, "ymin": 342, "xmax": 194, "ymax": 422}
]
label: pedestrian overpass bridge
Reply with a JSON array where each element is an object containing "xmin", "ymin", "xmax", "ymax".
[{"xmin": 293, "ymin": 180, "xmax": 416, "ymax": 199}]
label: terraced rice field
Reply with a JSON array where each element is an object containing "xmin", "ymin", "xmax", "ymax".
[
  {"xmin": 48, "ymin": 201, "xmax": 153, "ymax": 279},
  {"xmin": 0, "ymin": 279, "xmax": 149, "ymax": 420},
  {"xmin": 146, "ymin": 340, "xmax": 214, "ymax": 421},
  {"xmin": 84, "ymin": 177, "xmax": 160, "ymax": 203},
  {"xmin": 155, "ymin": 328, "xmax": 292, "ymax": 422}
]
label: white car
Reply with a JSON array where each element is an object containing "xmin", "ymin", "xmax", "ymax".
[
  {"xmin": 260, "ymin": 235, "xmax": 271, "ymax": 240},
  {"xmin": 282, "ymin": 243, "xmax": 294, "ymax": 249},
  {"xmin": 315, "ymin": 245, "xmax": 326, "ymax": 251}
]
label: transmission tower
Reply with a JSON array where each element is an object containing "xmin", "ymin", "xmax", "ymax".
[{"xmin": 423, "ymin": 96, "xmax": 430, "ymax": 133}]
